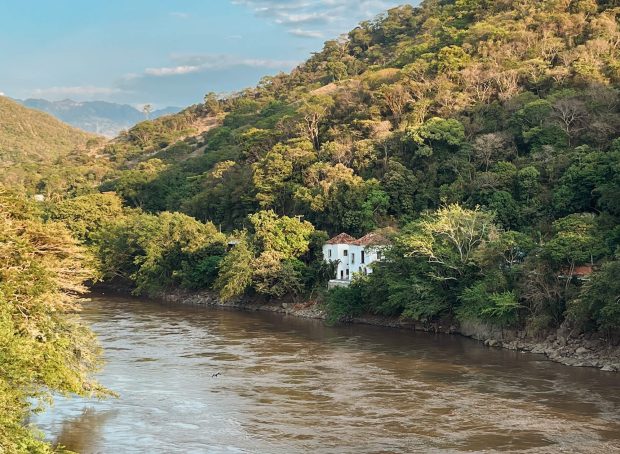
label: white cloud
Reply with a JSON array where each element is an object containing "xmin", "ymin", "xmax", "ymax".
[
  {"xmin": 288, "ymin": 28, "xmax": 323, "ymax": 38},
  {"xmin": 170, "ymin": 12, "xmax": 190, "ymax": 19},
  {"xmin": 121, "ymin": 72, "xmax": 141, "ymax": 81},
  {"xmin": 145, "ymin": 65, "xmax": 202, "ymax": 76},
  {"xmin": 31, "ymin": 86, "xmax": 124, "ymax": 97},
  {"xmin": 274, "ymin": 12, "xmax": 330, "ymax": 25},
  {"xmin": 142, "ymin": 55, "xmax": 299, "ymax": 77},
  {"xmin": 232, "ymin": 0, "xmax": 407, "ymax": 38},
  {"xmin": 0, "ymin": 92, "xmax": 5, "ymax": 96},
  {"xmin": 238, "ymin": 57, "xmax": 300, "ymax": 68}
]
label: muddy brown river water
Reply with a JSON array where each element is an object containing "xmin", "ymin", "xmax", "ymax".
[{"xmin": 32, "ymin": 295, "xmax": 620, "ymax": 453}]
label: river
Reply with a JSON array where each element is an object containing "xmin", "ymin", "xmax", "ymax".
[{"xmin": 32, "ymin": 295, "xmax": 620, "ymax": 453}]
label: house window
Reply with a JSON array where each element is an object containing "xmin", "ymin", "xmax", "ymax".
[
  {"xmin": 343, "ymin": 250, "xmax": 348, "ymax": 257},
  {"xmin": 328, "ymin": 249, "xmax": 332, "ymax": 258},
  {"xmin": 351, "ymin": 253, "xmax": 355, "ymax": 264},
  {"xmin": 361, "ymin": 251, "xmax": 365, "ymax": 264},
  {"xmin": 340, "ymin": 270, "xmax": 344, "ymax": 279},
  {"xmin": 377, "ymin": 251, "xmax": 382, "ymax": 260},
  {"xmin": 346, "ymin": 269, "xmax": 350, "ymax": 278}
]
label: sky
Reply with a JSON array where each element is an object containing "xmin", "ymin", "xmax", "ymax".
[{"xmin": 0, "ymin": 1, "xmax": 410, "ymax": 108}]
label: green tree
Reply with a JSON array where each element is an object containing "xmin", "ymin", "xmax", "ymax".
[
  {"xmin": 203, "ymin": 92, "xmax": 221, "ymax": 115},
  {"xmin": 382, "ymin": 160, "xmax": 419, "ymax": 217},
  {"xmin": 0, "ymin": 189, "xmax": 107, "ymax": 451},
  {"xmin": 405, "ymin": 117, "xmax": 465, "ymax": 157},
  {"xmin": 543, "ymin": 213, "xmax": 607, "ymax": 275},
  {"xmin": 326, "ymin": 61, "xmax": 348, "ymax": 81},
  {"xmin": 143, "ymin": 103, "xmax": 153, "ymax": 120},
  {"xmin": 252, "ymin": 147, "xmax": 293, "ymax": 210},
  {"xmin": 516, "ymin": 166, "xmax": 540, "ymax": 202},
  {"xmin": 326, "ymin": 285, "xmax": 366, "ymax": 323},
  {"xmin": 134, "ymin": 212, "xmax": 225, "ymax": 294},
  {"xmin": 215, "ymin": 234, "xmax": 255, "ymax": 301},
  {"xmin": 114, "ymin": 159, "xmax": 168, "ymax": 208},
  {"xmin": 249, "ymin": 210, "xmax": 315, "ymax": 258},
  {"xmin": 325, "ymin": 179, "xmax": 389, "ymax": 236},
  {"xmin": 252, "ymin": 252, "xmax": 304, "ymax": 298},
  {"xmin": 568, "ymin": 259, "xmax": 620, "ymax": 335},
  {"xmin": 378, "ymin": 83, "xmax": 412, "ymax": 126},
  {"xmin": 401, "ymin": 204, "xmax": 498, "ymax": 277},
  {"xmin": 298, "ymin": 95, "xmax": 334, "ymax": 151},
  {"xmin": 47, "ymin": 192, "xmax": 125, "ymax": 243},
  {"xmin": 94, "ymin": 211, "xmax": 225, "ymax": 294},
  {"xmin": 93, "ymin": 211, "xmax": 158, "ymax": 284},
  {"xmin": 458, "ymin": 280, "xmax": 521, "ymax": 327}
]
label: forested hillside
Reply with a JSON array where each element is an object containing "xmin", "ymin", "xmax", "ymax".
[
  {"xmin": 0, "ymin": 95, "xmax": 109, "ymax": 196},
  {"xmin": 106, "ymin": 0, "xmax": 620, "ymax": 229},
  {"xmin": 28, "ymin": 0, "xmax": 620, "ymax": 339},
  {"xmin": 0, "ymin": 96, "xmax": 94, "ymax": 163},
  {"xmin": 79, "ymin": 0, "xmax": 620, "ymax": 337}
]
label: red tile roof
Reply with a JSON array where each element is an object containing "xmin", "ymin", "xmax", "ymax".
[
  {"xmin": 326, "ymin": 233, "xmax": 357, "ymax": 245},
  {"xmin": 352, "ymin": 233, "xmax": 390, "ymax": 246},
  {"xmin": 561, "ymin": 265, "xmax": 594, "ymax": 276}
]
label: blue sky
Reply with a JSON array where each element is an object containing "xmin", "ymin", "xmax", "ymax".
[{"xmin": 0, "ymin": 1, "xmax": 410, "ymax": 108}]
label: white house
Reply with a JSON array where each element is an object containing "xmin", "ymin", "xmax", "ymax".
[{"xmin": 322, "ymin": 232, "xmax": 390, "ymax": 287}]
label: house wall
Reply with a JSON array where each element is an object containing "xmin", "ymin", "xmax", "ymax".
[
  {"xmin": 323, "ymin": 243, "xmax": 351, "ymax": 280},
  {"xmin": 347, "ymin": 245, "xmax": 363, "ymax": 276},
  {"xmin": 323, "ymin": 243, "xmax": 386, "ymax": 281},
  {"xmin": 349, "ymin": 245, "xmax": 384, "ymax": 277}
]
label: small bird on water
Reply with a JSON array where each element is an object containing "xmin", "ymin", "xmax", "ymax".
[{"xmin": 212, "ymin": 372, "xmax": 221, "ymax": 378}]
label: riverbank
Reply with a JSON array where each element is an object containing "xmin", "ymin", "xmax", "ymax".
[{"xmin": 152, "ymin": 289, "xmax": 620, "ymax": 372}]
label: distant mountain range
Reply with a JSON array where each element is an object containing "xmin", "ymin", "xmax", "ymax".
[{"xmin": 18, "ymin": 99, "xmax": 181, "ymax": 137}]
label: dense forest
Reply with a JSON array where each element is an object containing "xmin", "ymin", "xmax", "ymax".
[
  {"xmin": 84, "ymin": 0, "xmax": 620, "ymax": 336},
  {"xmin": 2, "ymin": 0, "xmax": 620, "ymax": 447},
  {"xmin": 6, "ymin": 0, "xmax": 620, "ymax": 331}
]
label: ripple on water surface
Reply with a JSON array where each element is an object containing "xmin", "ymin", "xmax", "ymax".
[{"xmin": 32, "ymin": 295, "xmax": 620, "ymax": 453}]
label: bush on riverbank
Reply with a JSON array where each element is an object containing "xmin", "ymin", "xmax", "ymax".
[{"xmin": 0, "ymin": 189, "xmax": 107, "ymax": 451}]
